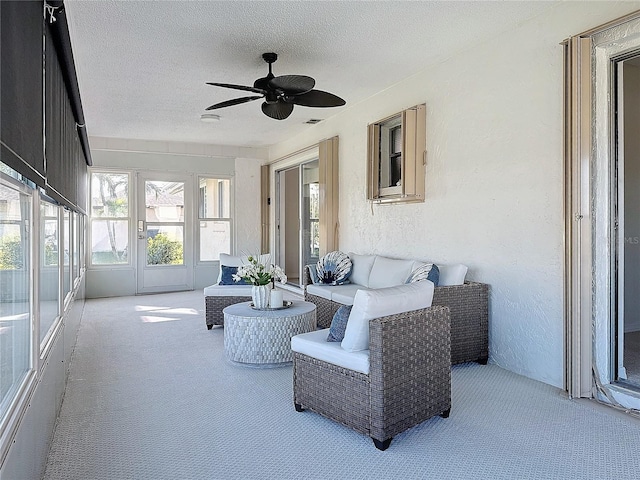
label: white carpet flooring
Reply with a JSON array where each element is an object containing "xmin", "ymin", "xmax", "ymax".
[{"xmin": 43, "ymin": 290, "xmax": 640, "ymax": 480}]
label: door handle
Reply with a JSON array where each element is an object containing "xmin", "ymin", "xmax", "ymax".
[{"xmin": 138, "ymin": 220, "xmax": 145, "ymax": 239}]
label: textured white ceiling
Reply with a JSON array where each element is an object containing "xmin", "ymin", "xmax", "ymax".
[{"xmin": 65, "ymin": 0, "xmax": 558, "ymax": 148}]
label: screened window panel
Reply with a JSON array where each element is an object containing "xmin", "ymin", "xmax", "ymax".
[
  {"xmin": 39, "ymin": 200, "xmax": 60, "ymax": 349},
  {"xmin": 0, "ymin": 182, "xmax": 32, "ymax": 426}
]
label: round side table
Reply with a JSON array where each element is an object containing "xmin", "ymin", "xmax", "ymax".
[{"xmin": 223, "ymin": 301, "xmax": 317, "ymax": 367}]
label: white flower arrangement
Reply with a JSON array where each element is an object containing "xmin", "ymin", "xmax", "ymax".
[{"xmin": 232, "ymin": 255, "xmax": 287, "ymax": 286}]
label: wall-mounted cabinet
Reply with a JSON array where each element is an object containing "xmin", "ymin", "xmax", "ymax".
[{"xmin": 367, "ymin": 104, "xmax": 426, "ymax": 203}]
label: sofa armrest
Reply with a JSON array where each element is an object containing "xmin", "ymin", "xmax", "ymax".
[
  {"xmin": 303, "ymin": 264, "xmax": 314, "ymax": 288},
  {"xmin": 368, "ymin": 306, "xmax": 451, "ymax": 441},
  {"xmin": 433, "ymin": 281, "xmax": 488, "ymax": 364}
]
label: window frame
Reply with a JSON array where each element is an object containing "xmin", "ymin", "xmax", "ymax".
[
  {"xmin": 196, "ymin": 175, "xmax": 233, "ymax": 264},
  {"xmin": 88, "ymin": 169, "xmax": 132, "ymax": 268},
  {"xmin": 0, "ymin": 171, "xmax": 36, "ymax": 456},
  {"xmin": 38, "ymin": 195, "xmax": 61, "ymax": 354},
  {"xmin": 367, "ymin": 104, "xmax": 426, "ymax": 204}
]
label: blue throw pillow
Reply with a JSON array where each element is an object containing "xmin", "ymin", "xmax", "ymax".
[
  {"xmin": 219, "ymin": 265, "xmax": 248, "ymax": 285},
  {"xmin": 406, "ymin": 263, "xmax": 439, "ymax": 286},
  {"xmin": 327, "ymin": 305, "xmax": 352, "ymax": 342}
]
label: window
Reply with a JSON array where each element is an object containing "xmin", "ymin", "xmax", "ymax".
[
  {"xmin": 39, "ymin": 199, "xmax": 60, "ymax": 349},
  {"xmin": 63, "ymin": 209, "xmax": 71, "ymax": 301},
  {"xmin": 367, "ymin": 104, "xmax": 426, "ymax": 203},
  {"xmin": 89, "ymin": 171, "xmax": 129, "ymax": 265},
  {"xmin": 378, "ymin": 115, "xmax": 403, "ymax": 197},
  {"xmin": 198, "ymin": 177, "xmax": 231, "ymax": 262},
  {"xmin": 73, "ymin": 212, "xmax": 80, "ymax": 283},
  {"xmin": 0, "ymin": 179, "xmax": 32, "ymax": 428}
]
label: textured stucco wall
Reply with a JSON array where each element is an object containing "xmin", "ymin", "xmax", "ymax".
[{"xmin": 268, "ymin": 2, "xmax": 640, "ymax": 388}]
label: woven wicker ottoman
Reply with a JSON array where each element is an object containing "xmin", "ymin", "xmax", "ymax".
[{"xmin": 223, "ymin": 301, "xmax": 317, "ymax": 367}]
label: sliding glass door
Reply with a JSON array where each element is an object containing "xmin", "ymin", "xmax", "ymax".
[{"xmin": 276, "ymin": 160, "xmax": 319, "ymax": 288}]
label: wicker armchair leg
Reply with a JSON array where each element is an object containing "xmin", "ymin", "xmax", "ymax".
[
  {"xmin": 294, "ymin": 403, "xmax": 304, "ymax": 412},
  {"xmin": 373, "ymin": 438, "xmax": 392, "ymax": 451},
  {"xmin": 440, "ymin": 408, "xmax": 451, "ymax": 418},
  {"xmin": 207, "ymin": 324, "xmax": 213, "ymax": 330},
  {"xmin": 477, "ymin": 356, "xmax": 488, "ymax": 365}
]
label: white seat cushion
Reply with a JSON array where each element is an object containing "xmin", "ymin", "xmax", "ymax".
[
  {"xmin": 437, "ymin": 264, "xmax": 468, "ymax": 286},
  {"xmin": 368, "ymin": 256, "xmax": 415, "ymax": 289},
  {"xmin": 203, "ymin": 284, "xmax": 253, "ymax": 297},
  {"xmin": 306, "ymin": 284, "xmax": 335, "ymax": 301},
  {"xmin": 291, "ymin": 328, "xmax": 370, "ymax": 374},
  {"xmin": 307, "ymin": 283, "xmax": 369, "ymax": 305},
  {"xmin": 341, "ymin": 281, "xmax": 435, "ymax": 352},
  {"xmin": 330, "ymin": 284, "xmax": 369, "ymax": 306}
]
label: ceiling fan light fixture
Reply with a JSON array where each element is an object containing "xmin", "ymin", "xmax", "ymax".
[{"xmin": 200, "ymin": 113, "xmax": 220, "ymax": 123}]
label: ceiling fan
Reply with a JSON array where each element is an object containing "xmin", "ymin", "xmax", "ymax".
[{"xmin": 206, "ymin": 53, "xmax": 346, "ymax": 120}]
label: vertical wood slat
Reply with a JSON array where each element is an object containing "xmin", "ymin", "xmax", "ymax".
[
  {"xmin": 260, "ymin": 164, "xmax": 270, "ymax": 254},
  {"xmin": 319, "ymin": 136, "xmax": 339, "ymax": 255},
  {"xmin": 564, "ymin": 36, "xmax": 593, "ymax": 399},
  {"xmin": 415, "ymin": 104, "xmax": 427, "ymax": 201}
]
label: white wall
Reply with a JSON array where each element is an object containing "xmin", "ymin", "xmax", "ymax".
[
  {"xmin": 234, "ymin": 158, "xmax": 263, "ymax": 256},
  {"xmin": 87, "ymin": 138, "xmax": 265, "ymax": 296},
  {"xmin": 269, "ymin": 2, "xmax": 640, "ymax": 388}
]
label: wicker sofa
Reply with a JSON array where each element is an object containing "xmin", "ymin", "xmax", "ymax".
[
  {"xmin": 304, "ymin": 253, "xmax": 488, "ymax": 365},
  {"xmin": 292, "ymin": 281, "xmax": 451, "ymax": 450}
]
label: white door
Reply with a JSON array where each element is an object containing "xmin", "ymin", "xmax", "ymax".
[{"xmin": 136, "ymin": 172, "xmax": 193, "ymax": 293}]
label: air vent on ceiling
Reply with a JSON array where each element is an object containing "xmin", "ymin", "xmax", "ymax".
[{"xmin": 305, "ymin": 119, "xmax": 322, "ymax": 124}]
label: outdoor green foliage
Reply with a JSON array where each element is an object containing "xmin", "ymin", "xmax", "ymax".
[
  {"xmin": 0, "ymin": 235, "xmax": 24, "ymax": 269},
  {"xmin": 102, "ymin": 197, "xmax": 127, "ymax": 217},
  {"xmin": 147, "ymin": 233, "xmax": 183, "ymax": 265},
  {"xmin": 44, "ymin": 243, "xmax": 58, "ymax": 266}
]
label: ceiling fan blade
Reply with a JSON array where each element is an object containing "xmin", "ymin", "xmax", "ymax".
[
  {"xmin": 288, "ymin": 90, "xmax": 346, "ymax": 107},
  {"xmin": 206, "ymin": 96, "xmax": 263, "ymax": 110},
  {"xmin": 261, "ymin": 101, "xmax": 294, "ymax": 120},
  {"xmin": 268, "ymin": 75, "xmax": 315, "ymax": 95},
  {"xmin": 207, "ymin": 82, "xmax": 265, "ymax": 95}
]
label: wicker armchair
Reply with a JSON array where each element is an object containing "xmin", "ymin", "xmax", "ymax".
[
  {"xmin": 293, "ymin": 305, "xmax": 451, "ymax": 450},
  {"xmin": 303, "ymin": 266, "xmax": 488, "ymax": 365}
]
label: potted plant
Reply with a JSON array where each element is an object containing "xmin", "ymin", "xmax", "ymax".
[{"xmin": 233, "ymin": 255, "xmax": 287, "ymax": 308}]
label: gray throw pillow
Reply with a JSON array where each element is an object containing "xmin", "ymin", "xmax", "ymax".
[{"xmin": 327, "ymin": 305, "xmax": 353, "ymax": 342}]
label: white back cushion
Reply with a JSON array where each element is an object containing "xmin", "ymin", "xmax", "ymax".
[
  {"xmin": 437, "ymin": 264, "xmax": 468, "ymax": 286},
  {"xmin": 341, "ymin": 281, "xmax": 435, "ymax": 352},
  {"xmin": 348, "ymin": 253, "xmax": 376, "ymax": 287},
  {"xmin": 368, "ymin": 256, "xmax": 414, "ymax": 289}
]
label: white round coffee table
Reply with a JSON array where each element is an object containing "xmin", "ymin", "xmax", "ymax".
[{"xmin": 223, "ymin": 301, "xmax": 317, "ymax": 367}]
